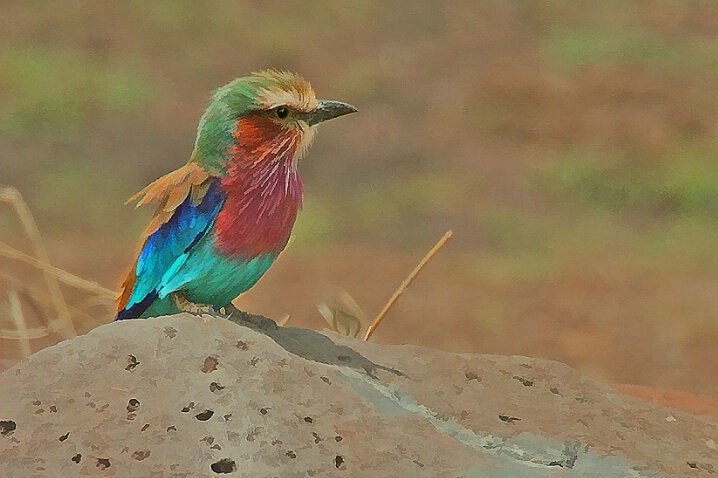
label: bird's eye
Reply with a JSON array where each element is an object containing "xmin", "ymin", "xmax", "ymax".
[{"xmin": 275, "ymin": 107, "xmax": 290, "ymax": 119}]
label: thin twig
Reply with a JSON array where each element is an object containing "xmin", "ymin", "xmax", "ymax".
[
  {"xmin": 0, "ymin": 241, "xmax": 116, "ymax": 300},
  {"xmin": 0, "ymin": 325, "xmax": 50, "ymax": 340},
  {"xmin": 0, "ymin": 187, "xmax": 76, "ymax": 338},
  {"xmin": 7, "ymin": 290, "xmax": 31, "ymax": 357},
  {"xmin": 339, "ymin": 290, "xmax": 368, "ymax": 324},
  {"xmin": 338, "ymin": 309, "xmax": 362, "ymax": 337},
  {"xmin": 364, "ymin": 230, "xmax": 453, "ymax": 341},
  {"xmin": 317, "ymin": 303, "xmax": 336, "ymax": 329},
  {"xmin": 317, "ymin": 301, "xmax": 363, "ymax": 337},
  {"xmin": 0, "ymin": 271, "xmax": 108, "ymax": 340}
]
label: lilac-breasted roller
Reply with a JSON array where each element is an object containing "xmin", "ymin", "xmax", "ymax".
[{"xmin": 116, "ymin": 70, "xmax": 356, "ymax": 320}]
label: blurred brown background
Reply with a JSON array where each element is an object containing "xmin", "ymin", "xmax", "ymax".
[{"xmin": 1, "ymin": 1, "xmax": 717, "ymax": 397}]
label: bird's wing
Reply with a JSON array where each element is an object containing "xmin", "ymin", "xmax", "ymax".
[{"xmin": 116, "ymin": 163, "xmax": 225, "ymax": 319}]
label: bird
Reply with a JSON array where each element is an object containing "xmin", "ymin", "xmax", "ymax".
[{"xmin": 116, "ymin": 70, "xmax": 356, "ymax": 320}]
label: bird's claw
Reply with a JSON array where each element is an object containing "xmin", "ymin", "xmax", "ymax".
[
  {"xmin": 172, "ymin": 293, "xmax": 244, "ymax": 322},
  {"xmin": 174, "ymin": 293, "xmax": 220, "ymax": 319}
]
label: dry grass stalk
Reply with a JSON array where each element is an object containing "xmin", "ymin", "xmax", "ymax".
[
  {"xmin": 0, "ymin": 242, "xmax": 116, "ymax": 300},
  {"xmin": 363, "ymin": 229, "xmax": 453, "ymax": 341},
  {"xmin": 0, "ymin": 271, "xmax": 108, "ymax": 340},
  {"xmin": 0, "ymin": 186, "xmax": 76, "ymax": 338},
  {"xmin": 317, "ymin": 300, "xmax": 363, "ymax": 337},
  {"xmin": 7, "ymin": 289, "xmax": 31, "ymax": 357},
  {"xmin": 0, "ymin": 240, "xmax": 116, "ymax": 348},
  {"xmin": 0, "ymin": 327, "xmax": 51, "ymax": 341},
  {"xmin": 0, "ymin": 272, "xmax": 66, "ymax": 339},
  {"xmin": 317, "ymin": 303, "xmax": 337, "ymax": 330},
  {"xmin": 338, "ymin": 290, "xmax": 368, "ymax": 324}
]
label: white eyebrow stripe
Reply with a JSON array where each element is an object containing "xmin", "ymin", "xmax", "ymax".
[{"xmin": 258, "ymin": 86, "xmax": 319, "ymax": 112}]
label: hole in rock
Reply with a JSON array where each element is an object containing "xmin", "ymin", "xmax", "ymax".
[
  {"xmin": 211, "ymin": 458, "xmax": 236, "ymax": 473},
  {"xmin": 202, "ymin": 356, "xmax": 218, "ymax": 373},
  {"xmin": 125, "ymin": 355, "xmax": 140, "ymax": 372},
  {"xmin": 127, "ymin": 398, "xmax": 140, "ymax": 412},
  {"xmin": 512, "ymin": 376, "xmax": 534, "ymax": 387},
  {"xmin": 195, "ymin": 410, "xmax": 214, "ymax": 421},
  {"xmin": 0, "ymin": 420, "xmax": 16, "ymax": 436},
  {"xmin": 499, "ymin": 414, "xmax": 521, "ymax": 423},
  {"xmin": 132, "ymin": 449, "xmax": 151, "ymax": 461}
]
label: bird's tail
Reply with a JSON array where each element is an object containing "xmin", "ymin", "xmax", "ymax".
[{"xmin": 116, "ymin": 292, "xmax": 179, "ymax": 320}]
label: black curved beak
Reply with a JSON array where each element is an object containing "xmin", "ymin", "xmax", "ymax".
[{"xmin": 303, "ymin": 100, "xmax": 357, "ymax": 126}]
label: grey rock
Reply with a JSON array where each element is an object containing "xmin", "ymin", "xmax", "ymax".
[{"xmin": 1, "ymin": 313, "xmax": 716, "ymax": 477}]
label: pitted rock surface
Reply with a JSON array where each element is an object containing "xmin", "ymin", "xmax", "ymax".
[{"xmin": 1, "ymin": 314, "xmax": 717, "ymax": 477}]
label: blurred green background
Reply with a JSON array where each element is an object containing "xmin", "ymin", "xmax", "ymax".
[{"xmin": 1, "ymin": 1, "xmax": 718, "ymax": 396}]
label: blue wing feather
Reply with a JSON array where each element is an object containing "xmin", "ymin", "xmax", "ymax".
[{"xmin": 116, "ymin": 180, "xmax": 225, "ymax": 320}]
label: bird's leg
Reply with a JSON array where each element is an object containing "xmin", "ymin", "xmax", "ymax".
[{"xmin": 173, "ymin": 292, "xmax": 218, "ymax": 317}]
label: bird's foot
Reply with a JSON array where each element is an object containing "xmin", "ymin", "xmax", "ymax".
[{"xmin": 173, "ymin": 293, "xmax": 220, "ymax": 321}]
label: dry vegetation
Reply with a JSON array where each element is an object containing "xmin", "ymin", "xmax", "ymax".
[
  {"xmin": 0, "ymin": 184, "xmax": 452, "ymax": 354},
  {"xmin": 0, "ymin": 187, "xmax": 115, "ymax": 359},
  {"xmin": 2, "ymin": 1, "xmax": 718, "ymax": 397}
]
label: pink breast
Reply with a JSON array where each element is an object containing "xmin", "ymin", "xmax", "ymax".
[{"xmin": 212, "ymin": 116, "xmax": 304, "ymax": 259}]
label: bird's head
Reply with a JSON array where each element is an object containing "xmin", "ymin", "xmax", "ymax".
[{"xmin": 191, "ymin": 70, "xmax": 356, "ymax": 174}]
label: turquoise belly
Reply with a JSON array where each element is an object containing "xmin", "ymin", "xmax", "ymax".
[{"xmin": 141, "ymin": 235, "xmax": 277, "ymax": 318}]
